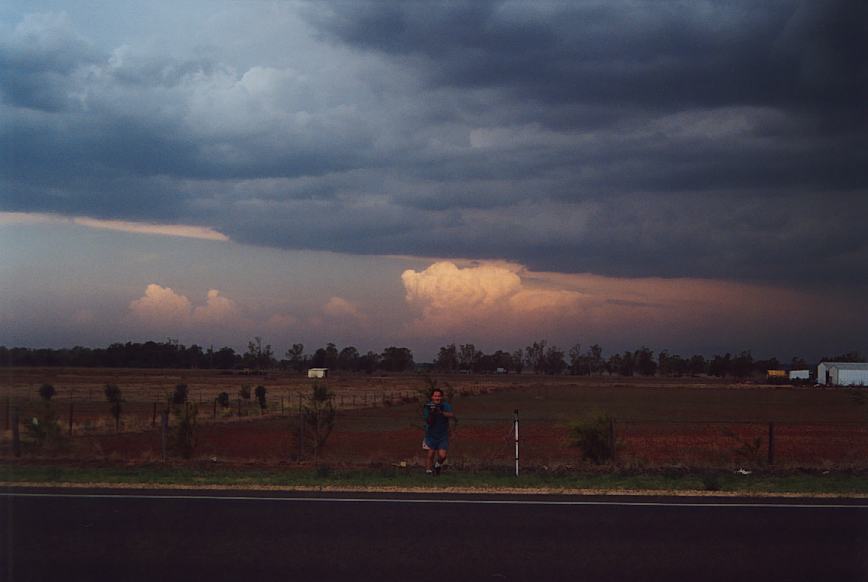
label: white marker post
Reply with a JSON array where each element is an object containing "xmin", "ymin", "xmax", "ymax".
[{"xmin": 513, "ymin": 409, "xmax": 519, "ymax": 477}]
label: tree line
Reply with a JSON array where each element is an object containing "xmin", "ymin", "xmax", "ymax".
[
  {"xmin": 0, "ymin": 339, "xmax": 862, "ymax": 378},
  {"xmin": 0, "ymin": 338, "xmax": 415, "ymax": 373}
]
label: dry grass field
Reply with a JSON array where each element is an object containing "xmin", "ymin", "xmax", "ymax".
[{"xmin": 2, "ymin": 368, "xmax": 867, "ymax": 469}]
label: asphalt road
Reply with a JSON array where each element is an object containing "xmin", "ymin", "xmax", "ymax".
[{"xmin": 2, "ymin": 488, "xmax": 867, "ymax": 582}]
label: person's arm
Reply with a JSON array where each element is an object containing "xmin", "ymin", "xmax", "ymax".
[{"xmin": 441, "ymin": 403, "xmax": 455, "ymax": 418}]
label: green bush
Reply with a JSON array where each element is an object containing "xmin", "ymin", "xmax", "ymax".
[{"xmin": 569, "ymin": 413, "xmax": 616, "ymax": 464}]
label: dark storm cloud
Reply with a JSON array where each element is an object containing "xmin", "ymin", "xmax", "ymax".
[
  {"xmin": 316, "ymin": 1, "xmax": 868, "ymax": 114},
  {"xmin": 2, "ymin": 2, "xmax": 867, "ymax": 288}
]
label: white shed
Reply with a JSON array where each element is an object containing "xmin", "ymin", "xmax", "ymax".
[
  {"xmin": 789, "ymin": 369, "xmax": 810, "ymax": 381},
  {"xmin": 817, "ymin": 362, "xmax": 868, "ymax": 386},
  {"xmin": 307, "ymin": 368, "xmax": 328, "ymax": 379}
]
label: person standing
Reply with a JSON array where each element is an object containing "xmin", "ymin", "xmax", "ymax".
[{"xmin": 422, "ymin": 388, "xmax": 454, "ymax": 476}]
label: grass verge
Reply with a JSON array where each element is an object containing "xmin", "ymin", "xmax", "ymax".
[{"xmin": 2, "ymin": 462, "xmax": 867, "ymax": 496}]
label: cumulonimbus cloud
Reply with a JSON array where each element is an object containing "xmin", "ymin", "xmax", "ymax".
[
  {"xmin": 401, "ymin": 261, "xmax": 585, "ymax": 335},
  {"xmin": 128, "ymin": 284, "xmax": 245, "ymax": 329},
  {"xmin": 400, "ymin": 260, "xmax": 829, "ymax": 351},
  {"xmin": 323, "ymin": 296, "xmax": 367, "ymax": 321}
]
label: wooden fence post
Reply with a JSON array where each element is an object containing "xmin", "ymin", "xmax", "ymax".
[
  {"xmin": 160, "ymin": 411, "xmax": 168, "ymax": 461},
  {"xmin": 609, "ymin": 417, "xmax": 617, "ymax": 463},
  {"xmin": 68, "ymin": 402, "xmax": 74, "ymax": 437},
  {"xmin": 152, "ymin": 402, "xmax": 157, "ymax": 428},
  {"xmin": 768, "ymin": 422, "xmax": 775, "ymax": 465},
  {"xmin": 298, "ymin": 393, "xmax": 304, "ymax": 460},
  {"xmin": 12, "ymin": 409, "xmax": 21, "ymax": 458},
  {"xmin": 4, "ymin": 395, "xmax": 9, "ymax": 431}
]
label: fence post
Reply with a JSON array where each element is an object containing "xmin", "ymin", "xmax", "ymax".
[
  {"xmin": 4, "ymin": 395, "xmax": 9, "ymax": 431},
  {"xmin": 213, "ymin": 399, "xmax": 217, "ymax": 419},
  {"xmin": 152, "ymin": 402, "xmax": 157, "ymax": 428},
  {"xmin": 160, "ymin": 411, "xmax": 168, "ymax": 461},
  {"xmin": 68, "ymin": 402, "xmax": 74, "ymax": 437},
  {"xmin": 514, "ymin": 409, "xmax": 520, "ymax": 477},
  {"xmin": 237, "ymin": 398, "xmax": 242, "ymax": 417},
  {"xmin": 12, "ymin": 409, "xmax": 21, "ymax": 458},
  {"xmin": 768, "ymin": 422, "xmax": 775, "ymax": 465},
  {"xmin": 609, "ymin": 417, "xmax": 617, "ymax": 463},
  {"xmin": 298, "ymin": 393, "xmax": 304, "ymax": 460}
]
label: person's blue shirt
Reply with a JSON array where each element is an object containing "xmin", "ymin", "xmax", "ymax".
[{"xmin": 423, "ymin": 401, "xmax": 453, "ymax": 439}]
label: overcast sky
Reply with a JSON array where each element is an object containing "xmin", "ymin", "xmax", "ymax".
[{"xmin": 2, "ymin": 1, "xmax": 866, "ymax": 361}]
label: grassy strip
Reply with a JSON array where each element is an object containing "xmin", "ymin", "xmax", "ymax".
[{"xmin": 2, "ymin": 463, "xmax": 867, "ymax": 496}]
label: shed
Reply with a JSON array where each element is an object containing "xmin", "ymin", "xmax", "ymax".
[
  {"xmin": 816, "ymin": 362, "xmax": 868, "ymax": 386},
  {"xmin": 789, "ymin": 370, "xmax": 810, "ymax": 381},
  {"xmin": 307, "ymin": 368, "xmax": 328, "ymax": 379}
]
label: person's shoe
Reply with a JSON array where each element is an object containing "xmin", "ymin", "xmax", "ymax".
[
  {"xmin": 426, "ymin": 469, "xmax": 434, "ymax": 476},
  {"xmin": 434, "ymin": 462, "xmax": 442, "ymax": 476}
]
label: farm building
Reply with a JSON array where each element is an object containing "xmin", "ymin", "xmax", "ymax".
[
  {"xmin": 307, "ymin": 368, "xmax": 328, "ymax": 379},
  {"xmin": 816, "ymin": 362, "xmax": 868, "ymax": 386}
]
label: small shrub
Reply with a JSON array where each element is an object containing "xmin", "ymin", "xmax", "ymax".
[
  {"xmin": 104, "ymin": 383, "xmax": 123, "ymax": 432},
  {"xmin": 569, "ymin": 412, "xmax": 616, "ymax": 464},
  {"xmin": 38, "ymin": 383, "xmax": 56, "ymax": 401},
  {"xmin": 25, "ymin": 399, "xmax": 64, "ymax": 450},
  {"xmin": 702, "ymin": 473, "xmax": 722, "ymax": 491},
  {"xmin": 255, "ymin": 385, "xmax": 268, "ymax": 410},
  {"xmin": 172, "ymin": 384, "xmax": 188, "ymax": 406},
  {"xmin": 217, "ymin": 392, "xmax": 230, "ymax": 408},
  {"xmin": 301, "ymin": 382, "xmax": 336, "ymax": 461},
  {"xmin": 169, "ymin": 403, "xmax": 198, "ymax": 458}
]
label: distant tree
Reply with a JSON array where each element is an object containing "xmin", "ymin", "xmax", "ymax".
[
  {"xmin": 543, "ymin": 345, "xmax": 567, "ymax": 375},
  {"xmin": 213, "ymin": 346, "xmax": 239, "ymax": 369},
  {"xmin": 568, "ymin": 343, "xmax": 584, "ymax": 375},
  {"xmin": 358, "ymin": 351, "xmax": 381, "ymax": 374},
  {"xmin": 511, "ymin": 349, "xmax": 525, "ymax": 374},
  {"xmin": 588, "ymin": 344, "xmax": 604, "ymax": 375},
  {"xmin": 434, "ymin": 344, "xmax": 459, "ymax": 372},
  {"xmin": 821, "ymin": 351, "xmax": 864, "ymax": 363},
  {"xmin": 790, "ymin": 356, "xmax": 809, "ymax": 370},
  {"xmin": 688, "ymin": 354, "xmax": 707, "ymax": 376},
  {"xmin": 731, "ymin": 351, "xmax": 754, "ymax": 378},
  {"xmin": 635, "ymin": 346, "xmax": 657, "ymax": 376},
  {"xmin": 380, "ymin": 346, "xmax": 414, "ymax": 372},
  {"xmin": 524, "ymin": 340, "xmax": 548, "ymax": 374},
  {"xmin": 337, "ymin": 346, "xmax": 360, "ymax": 371},
  {"xmin": 244, "ymin": 336, "xmax": 275, "ymax": 369},
  {"xmin": 458, "ymin": 344, "xmax": 481, "ymax": 372},
  {"xmin": 285, "ymin": 343, "xmax": 306, "ymax": 373},
  {"xmin": 709, "ymin": 353, "xmax": 732, "ymax": 377}
]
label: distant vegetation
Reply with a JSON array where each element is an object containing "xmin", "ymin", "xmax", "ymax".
[{"xmin": 0, "ymin": 340, "xmax": 862, "ymax": 380}]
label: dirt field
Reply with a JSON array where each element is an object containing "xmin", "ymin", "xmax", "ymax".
[{"xmin": 2, "ymin": 369, "xmax": 867, "ymax": 469}]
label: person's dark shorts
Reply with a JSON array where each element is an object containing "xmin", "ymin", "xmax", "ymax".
[{"xmin": 423, "ymin": 435, "xmax": 448, "ymax": 451}]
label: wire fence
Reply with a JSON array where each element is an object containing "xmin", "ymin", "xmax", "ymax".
[{"xmin": 3, "ymin": 393, "xmax": 868, "ymax": 470}]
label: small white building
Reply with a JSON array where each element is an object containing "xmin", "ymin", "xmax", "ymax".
[
  {"xmin": 307, "ymin": 368, "xmax": 328, "ymax": 379},
  {"xmin": 816, "ymin": 362, "xmax": 868, "ymax": 386},
  {"xmin": 789, "ymin": 369, "xmax": 810, "ymax": 381}
]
